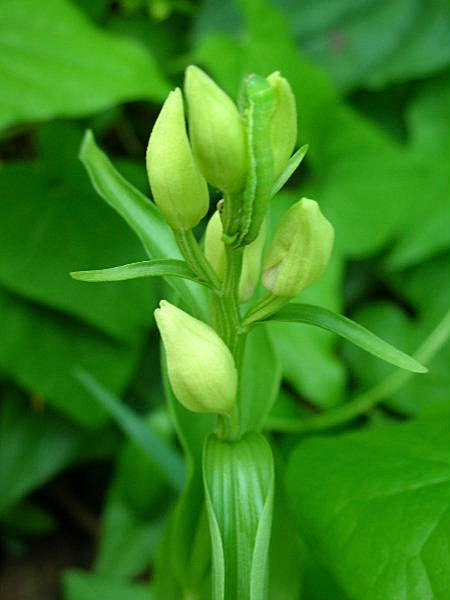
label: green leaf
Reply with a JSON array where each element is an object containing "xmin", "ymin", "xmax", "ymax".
[
  {"xmin": 203, "ymin": 432, "xmax": 274, "ymax": 600},
  {"xmin": 261, "ymin": 303, "xmax": 427, "ymax": 373},
  {"xmin": 239, "ymin": 326, "xmax": 281, "ymax": 433},
  {"xmin": 0, "ymin": 0, "xmax": 169, "ymax": 130},
  {"xmin": 63, "ymin": 570, "xmax": 154, "ymax": 600},
  {"xmin": 286, "ymin": 412, "xmax": 450, "ymax": 600},
  {"xmin": 76, "ymin": 368, "xmax": 185, "ymax": 492},
  {"xmin": 0, "ymin": 392, "xmax": 109, "ymax": 511},
  {"xmin": 71, "ymin": 259, "xmax": 207, "ymax": 286},
  {"xmin": 0, "ymin": 288, "xmax": 141, "ymax": 425},
  {"xmin": 0, "ymin": 137, "xmax": 156, "ymax": 344},
  {"xmin": 271, "ymin": 144, "xmax": 308, "ymax": 197},
  {"xmin": 79, "ymin": 131, "xmax": 208, "ymax": 318},
  {"xmin": 95, "ymin": 411, "xmax": 170, "ymax": 578}
]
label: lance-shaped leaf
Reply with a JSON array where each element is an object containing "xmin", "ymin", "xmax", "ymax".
[
  {"xmin": 203, "ymin": 432, "xmax": 274, "ymax": 600},
  {"xmin": 271, "ymin": 144, "xmax": 308, "ymax": 197},
  {"xmin": 71, "ymin": 259, "xmax": 207, "ymax": 286},
  {"xmin": 79, "ymin": 131, "xmax": 208, "ymax": 317},
  {"xmin": 259, "ymin": 303, "xmax": 427, "ymax": 373},
  {"xmin": 76, "ymin": 369, "xmax": 185, "ymax": 492}
]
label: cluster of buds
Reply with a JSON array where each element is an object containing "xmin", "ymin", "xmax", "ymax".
[{"xmin": 147, "ymin": 66, "xmax": 334, "ymax": 415}]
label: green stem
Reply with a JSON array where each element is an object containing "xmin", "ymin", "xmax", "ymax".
[
  {"xmin": 173, "ymin": 228, "xmax": 221, "ymax": 290},
  {"xmin": 266, "ymin": 309, "xmax": 450, "ymax": 433}
]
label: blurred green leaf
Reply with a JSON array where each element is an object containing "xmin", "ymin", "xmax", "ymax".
[
  {"xmin": 0, "ymin": 0, "xmax": 169, "ymax": 131},
  {"xmin": 386, "ymin": 78, "xmax": 450, "ymax": 270},
  {"xmin": 194, "ymin": 0, "xmax": 449, "ymax": 91},
  {"xmin": 64, "ymin": 570, "xmax": 154, "ymax": 600},
  {"xmin": 0, "ymin": 288, "xmax": 142, "ymax": 425},
  {"xmin": 286, "ymin": 411, "xmax": 450, "ymax": 600},
  {"xmin": 76, "ymin": 369, "xmax": 185, "ymax": 491},
  {"xmin": 0, "ymin": 124, "xmax": 157, "ymax": 344},
  {"xmin": 95, "ymin": 413, "xmax": 169, "ymax": 577},
  {"xmin": 0, "ymin": 500, "xmax": 56, "ymax": 536},
  {"xmin": 345, "ymin": 254, "xmax": 450, "ymax": 415},
  {"xmin": 0, "ymin": 393, "xmax": 92, "ymax": 510}
]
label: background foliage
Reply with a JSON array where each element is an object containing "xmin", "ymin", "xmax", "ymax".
[{"xmin": 0, "ymin": 0, "xmax": 448, "ymax": 598}]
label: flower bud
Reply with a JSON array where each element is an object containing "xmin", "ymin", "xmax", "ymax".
[
  {"xmin": 262, "ymin": 198, "xmax": 334, "ymax": 298},
  {"xmin": 267, "ymin": 71, "xmax": 297, "ymax": 180},
  {"xmin": 146, "ymin": 88, "xmax": 209, "ymax": 230},
  {"xmin": 154, "ymin": 300, "xmax": 237, "ymax": 414},
  {"xmin": 184, "ymin": 65, "xmax": 247, "ymax": 193},
  {"xmin": 205, "ymin": 210, "xmax": 266, "ymax": 302}
]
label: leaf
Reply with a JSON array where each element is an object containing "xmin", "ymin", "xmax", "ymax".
[
  {"xmin": 0, "ymin": 0, "xmax": 169, "ymax": 130},
  {"xmin": 203, "ymin": 432, "xmax": 275, "ymax": 600},
  {"xmin": 95, "ymin": 411, "xmax": 170, "ymax": 578},
  {"xmin": 0, "ymin": 392, "xmax": 108, "ymax": 511},
  {"xmin": 285, "ymin": 412, "xmax": 450, "ymax": 600},
  {"xmin": 71, "ymin": 259, "xmax": 206, "ymax": 286},
  {"xmin": 0, "ymin": 288, "xmax": 142, "ymax": 425},
  {"xmin": 0, "ymin": 138, "xmax": 156, "ymax": 344},
  {"xmin": 63, "ymin": 570, "xmax": 154, "ymax": 600},
  {"xmin": 271, "ymin": 144, "xmax": 308, "ymax": 197},
  {"xmin": 239, "ymin": 326, "xmax": 281, "ymax": 433},
  {"xmin": 79, "ymin": 131, "xmax": 209, "ymax": 318},
  {"xmin": 76, "ymin": 369, "xmax": 185, "ymax": 492},
  {"xmin": 261, "ymin": 303, "xmax": 427, "ymax": 373}
]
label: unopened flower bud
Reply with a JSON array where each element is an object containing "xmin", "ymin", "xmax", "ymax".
[
  {"xmin": 205, "ymin": 210, "xmax": 266, "ymax": 302},
  {"xmin": 184, "ymin": 65, "xmax": 247, "ymax": 193},
  {"xmin": 267, "ymin": 72, "xmax": 297, "ymax": 180},
  {"xmin": 146, "ymin": 88, "xmax": 209, "ymax": 230},
  {"xmin": 262, "ymin": 198, "xmax": 334, "ymax": 298},
  {"xmin": 155, "ymin": 300, "xmax": 237, "ymax": 414}
]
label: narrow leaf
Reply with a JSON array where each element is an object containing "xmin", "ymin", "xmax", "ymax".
[
  {"xmin": 71, "ymin": 259, "xmax": 207, "ymax": 286},
  {"xmin": 75, "ymin": 368, "xmax": 185, "ymax": 492},
  {"xmin": 262, "ymin": 303, "xmax": 427, "ymax": 373},
  {"xmin": 203, "ymin": 432, "xmax": 274, "ymax": 600},
  {"xmin": 78, "ymin": 131, "xmax": 208, "ymax": 316},
  {"xmin": 271, "ymin": 145, "xmax": 308, "ymax": 197}
]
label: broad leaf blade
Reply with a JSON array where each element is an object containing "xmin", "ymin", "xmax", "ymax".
[
  {"xmin": 271, "ymin": 145, "xmax": 308, "ymax": 197},
  {"xmin": 79, "ymin": 131, "xmax": 208, "ymax": 317},
  {"xmin": 286, "ymin": 412, "xmax": 450, "ymax": 600},
  {"xmin": 203, "ymin": 432, "xmax": 274, "ymax": 600},
  {"xmin": 76, "ymin": 369, "xmax": 185, "ymax": 492},
  {"xmin": 263, "ymin": 303, "xmax": 427, "ymax": 373},
  {"xmin": 0, "ymin": 0, "xmax": 169, "ymax": 130},
  {"xmin": 71, "ymin": 259, "xmax": 206, "ymax": 286}
]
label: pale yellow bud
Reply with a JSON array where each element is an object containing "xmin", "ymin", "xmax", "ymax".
[
  {"xmin": 204, "ymin": 210, "xmax": 266, "ymax": 302},
  {"xmin": 262, "ymin": 198, "xmax": 334, "ymax": 298},
  {"xmin": 146, "ymin": 88, "xmax": 209, "ymax": 230},
  {"xmin": 184, "ymin": 65, "xmax": 247, "ymax": 193},
  {"xmin": 154, "ymin": 300, "xmax": 237, "ymax": 414},
  {"xmin": 267, "ymin": 72, "xmax": 297, "ymax": 180}
]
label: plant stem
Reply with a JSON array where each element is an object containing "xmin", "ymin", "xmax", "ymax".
[{"xmin": 173, "ymin": 228, "xmax": 221, "ymax": 290}]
